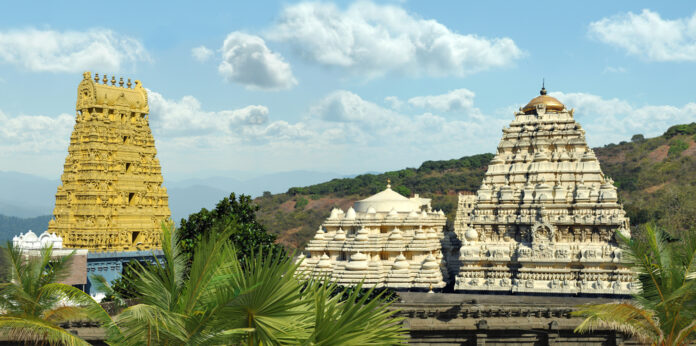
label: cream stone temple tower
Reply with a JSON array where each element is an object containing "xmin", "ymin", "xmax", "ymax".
[
  {"xmin": 47, "ymin": 72, "xmax": 171, "ymax": 252},
  {"xmin": 453, "ymin": 87, "xmax": 633, "ymax": 295},
  {"xmin": 298, "ymin": 182, "xmax": 449, "ymax": 290},
  {"xmin": 299, "ymin": 87, "xmax": 634, "ymax": 295}
]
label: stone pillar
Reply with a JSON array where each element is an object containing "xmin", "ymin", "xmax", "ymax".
[
  {"xmin": 547, "ymin": 320, "xmax": 559, "ymax": 345},
  {"xmin": 476, "ymin": 319, "xmax": 488, "ymax": 345}
]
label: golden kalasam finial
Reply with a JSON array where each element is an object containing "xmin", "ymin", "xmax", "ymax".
[
  {"xmin": 102, "ymin": 74, "xmax": 108, "ymax": 84},
  {"xmin": 127, "ymin": 79, "xmax": 132, "ymax": 88},
  {"xmin": 111, "ymin": 76, "xmax": 116, "ymax": 86},
  {"xmin": 387, "ymin": 178, "xmax": 391, "ymax": 189},
  {"xmin": 119, "ymin": 77, "xmax": 124, "ymax": 87},
  {"xmin": 540, "ymin": 78, "xmax": 547, "ymax": 95},
  {"xmin": 94, "ymin": 73, "xmax": 100, "ymax": 83},
  {"xmin": 521, "ymin": 79, "xmax": 564, "ymax": 114}
]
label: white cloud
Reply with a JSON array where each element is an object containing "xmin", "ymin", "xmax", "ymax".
[
  {"xmin": 218, "ymin": 32, "xmax": 297, "ymax": 90},
  {"xmin": 589, "ymin": 9, "xmax": 696, "ymax": 61},
  {"xmin": 384, "ymin": 96, "xmax": 403, "ymax": 110},
  {"xmin": 141, "ymin": 88, "xmax": 506, "ymax": 177},
  {"xmin": 0, "ymin": 28, "xmax": 149, "ymax": 72},
  {"xmin": 603, "ymin": 66, "xmax": 627, "ymax": 74},
  {"xmin": 265, "ymin": 1, "xmax": 523, "ymax": 77},
  {"xmin": 307, "ymin": 90, "xmax": 502, "ymax": 146},
  {"xmin": 551, "ymin": 91, "xmax": 696, "ymax": 144},
  {"xmin": 0, "ymin": 110, "xmax": 73, "ymax": 153},
  {"xmin": 148, "ymin": 91, "xmax": 269, "ymax": 136},
  {"xmin": 147, "ymin": 90, "xmax": 310, "ymax": 147},
  {"xmin": 191, "ymin": 45, "xmax": 213, "ymax": 62},
  {"xmin": 407, "ymin": 88, "xmax": 476, "ymax": 112}
]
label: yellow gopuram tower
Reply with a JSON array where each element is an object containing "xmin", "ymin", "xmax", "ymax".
[{"xmin": 47, "ymin": 72, "xmax": 171, "ymax": 252}]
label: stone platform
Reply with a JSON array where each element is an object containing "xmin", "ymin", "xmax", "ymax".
[{"xmin": 393, "ymin": 292, "xmax": 641, "ymax": 345}]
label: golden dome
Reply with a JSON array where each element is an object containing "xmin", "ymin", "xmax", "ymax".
[{"xmin": 522, "ymin": 87, "xmax": 565, "ymax": 114}]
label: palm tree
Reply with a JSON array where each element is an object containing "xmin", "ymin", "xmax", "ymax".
[
  {"xmin": 308, "ymin": 281, "xmax": 406, "ymax": 345},
  {"xmin": 224, "ymin": 252, "xmax": 406, "ymax": 345},
  {"xmin": 108, "ymin": 225, "xmax": 253, "ymax": 345},
  {"xmin": 0, "ymin": 242, "xmax": 116, "ymax": 346},
  {"xmin": 111, "ymin": 224, "xmax": 407, "ymax": 345},
  {"xmin": 574, "ymin": 225, "xmax": 696, "ymax": 345}
]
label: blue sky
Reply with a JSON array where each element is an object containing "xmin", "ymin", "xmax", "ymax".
[{"xmin": 1, "ymin": 1, "xmax": 695, "ymax": 180}]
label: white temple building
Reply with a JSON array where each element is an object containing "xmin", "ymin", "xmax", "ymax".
[
  {"xmin": 453, "ymin": 87, "xmax": 633, "ymax": 295},
  {"xmin": 13, "ymin": 230, "xmax": 64, "ymax": 250},
  {"xmin": 12, "ymin": 230, "xmax": 88, "ymax": 287},
  {"xmin": 298, "ymin": 181, "xmax": 449, "ymax": 290}
]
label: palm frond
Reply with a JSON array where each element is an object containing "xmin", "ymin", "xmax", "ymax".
[
  {"xmin": 223, "ymin": 249, "xmax": 314, "ymax": 345},
  {"xmin": 90, "ymin": 273, "xmax": 127, "ymax": 308},
  {"xmin": 38, "ymin": 282, "xmax": 124, "ymax": 343},
  {"xmin": 309, "ymin": 281, "xmax": 406, "ymax": 345},
  {"xmin": 42, "ymin": 306, "xmax": 89, "ymax": 323},
  {"xmin": 116, "ymin": 303, "xmax": 188, "ymax": 345},
  {"xmin": 179, "ymin": 225, "xmax": 236, "ymax": 315},
  {"xmin": 674, "ymin": 319, "xmax": 696, "ymax": 345},
  {"xmin": 0, "ymin": 316, "xmax": 91, "ymax": 346},
  {"xmin": 573, "ymin": 302, "xmax": 662, "ymax": 343}
]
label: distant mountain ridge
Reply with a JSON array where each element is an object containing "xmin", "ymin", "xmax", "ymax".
[
  {"xmin": 0, "ymin": 169, "xmax": 348, "ymax": 237},
  {"xmin": 0, "ymin": 214, "xmax": 53, "ymax": 243},
  {"xmin": 0, "ymin": 171, "xmax": 58, "ymax": 218}
]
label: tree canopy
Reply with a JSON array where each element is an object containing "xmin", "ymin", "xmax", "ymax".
[{"xmin": 178, "ymin": 192, "xmax": 285, "ymax": 262}]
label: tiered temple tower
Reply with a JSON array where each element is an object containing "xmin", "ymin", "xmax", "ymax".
[
  {"xmin": 47, "ymin": 72, "xmax": 170, "ymax": 252},
  {"xmin": 299, "ymin": 182, "xmax": 449, "ymax": 290},
  {"xmin": 453, "ymin": 87, "xmax": 633, "ymax": 295}
]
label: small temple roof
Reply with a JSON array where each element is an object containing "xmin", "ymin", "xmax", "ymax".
[
  {"xmin": 360, "ymin": 186, "xmax": 409, "ymax": 203},
  {"xmin": 76, "ymin": 71, "xmax": 149, "ymax": 113},
  {"xmin": 353, "ymin": 180, "xmax": 428, "ymax": 213},
  {"xmin": 522, "ymin": 86, "xmax": 565, "ymax": 114}
]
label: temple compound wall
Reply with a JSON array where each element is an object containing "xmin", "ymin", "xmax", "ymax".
[
  {"xmin": 453, "ymin": 87, "xmax": 633, "ymax": 295},
  {"xmin": 298, "ymin": 182, "xmax": 450, "ymax": 290},
  {"xmin": 47, "ymin": 72, "xmax": 171, "ymax": 252},
  {"xmin": 395, "ymin": 292, "xmax": 641, "ymax": 345}
]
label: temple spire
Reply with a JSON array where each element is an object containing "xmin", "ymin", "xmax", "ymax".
[{"xmin": 540, "ymin": 78, "xmax": 547, "ymax": 95}]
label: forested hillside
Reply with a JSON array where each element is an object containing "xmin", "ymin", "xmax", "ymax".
[
  {"xmin": 256, "ymin": 123, "xmax": 696, "ymax": 250},
  {"xmin": 255, "ymin": 154, "xmax": 493, "ymax": 249},
  {"xmin": 595, "ymin": 123, "xmax": 696, "ymax": 234},
  {"xmin": 0, "ymin": 214, "xmax": 53, "ymax": 242}
]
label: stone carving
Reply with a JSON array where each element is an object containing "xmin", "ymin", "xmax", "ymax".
[
  {"xmin": 453, "ymin": 87, "xmax": 633, "ymax": 295},
  {"xmin": 298, "ymin": 182, "xmax": 448, "ymax": 290},
  {"xmin": 47, "ymin": 72, "xmax": 170, "ymax": 252}
]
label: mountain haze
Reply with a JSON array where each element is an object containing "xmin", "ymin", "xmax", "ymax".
[{"xmin": 0, "ymin": 170, "xmax": 348, "ymax": 237}]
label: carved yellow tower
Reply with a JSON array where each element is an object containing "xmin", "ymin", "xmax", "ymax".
[{"xmin": 47, "ymin": 72, "xmax": 171, "ymax": 252}]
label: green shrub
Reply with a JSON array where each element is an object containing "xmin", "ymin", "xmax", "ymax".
[
  {"xmin": 393, "ymin": 185, "xmax": 412, "ymax": 197},
  {"xmin": 295, "ymin": 196, "xmax": 308, "ymax": 210},
  {"xmin": 668, "ymin": 139, "xmax": 689, "ymax": 157},
  {"xmin": 631, "ymin": 134, "xmax": 645, "ymax": 143},
  {"xmin": 664, "ymin": 122, "xmax": 696, "ymax": 138}
]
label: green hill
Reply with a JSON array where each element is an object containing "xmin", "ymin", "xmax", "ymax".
[
  {"xmin": 0, "ymin": 214, "xmax": 53, "ymax": 242},
  {"xmin": 255, "ymin": 123, "xmax": 696, "ymax": 250}
]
